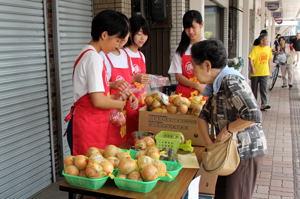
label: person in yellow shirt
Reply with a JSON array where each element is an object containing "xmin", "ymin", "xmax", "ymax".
[{"xmin": 249, "ymin": 34, "xmax": 273, "ymax": 111}]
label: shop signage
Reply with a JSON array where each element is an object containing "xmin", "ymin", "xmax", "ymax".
[
  {"xmin": 266, "ymin": 1, "xmax": 280, "ymax": 11},
  {"xmin": 275, "ymin": 19, "xmax": 283, "ymax": 24},
  {"xmin": 272, "ymin": 11, "xmax": 282, "ymax": 18}
]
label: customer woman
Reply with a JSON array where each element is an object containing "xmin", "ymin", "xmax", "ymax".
[
  {"xmin": 277, "ymin": 36, "xmax": 295, "ymax": 88},
  {"xmin": 191, "ymin": 40, "xmax": 267, "ymax": 199},
  {"xmin": 168, "ymin": 10, "xmax": 206, "ymax": 98},
  {"xmin": 65, "ymin": 10, "xmax": 138, "ymax": 155}
]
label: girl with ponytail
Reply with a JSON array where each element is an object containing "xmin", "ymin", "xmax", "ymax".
[{"xmin": 168, "ymin": 10, "xmax": 206, "ymax": 97}]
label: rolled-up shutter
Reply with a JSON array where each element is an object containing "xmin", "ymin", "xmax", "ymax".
[
  {"xmin": 52, "ymin": 0, "xmax": 93, "ymax": 160},
  {"xmin": 0, "ymin": 0, "xmax": 54, "ymax": 198}
]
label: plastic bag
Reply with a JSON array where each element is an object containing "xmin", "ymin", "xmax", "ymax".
[
  {"xmin": 149, "ymin": 75, "xmax": 170, "ymax": 88},
  {"xmin": 110, "ymin": 111, "xmax": 126, "ymax": 126}
]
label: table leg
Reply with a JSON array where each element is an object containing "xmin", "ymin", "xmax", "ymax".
[{"xmin": 68, "ymin": 192, "xmax": 74, "ymax": 199}]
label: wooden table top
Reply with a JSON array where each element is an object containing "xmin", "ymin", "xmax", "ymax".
[{"xmin": 59, "ymin": 168, "xmax": 198, "ymax": 199}]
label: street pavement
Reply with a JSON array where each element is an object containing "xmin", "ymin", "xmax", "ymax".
[{"xmin": 253, "ymin": 66, "xmax": 300, "ymax": 199}]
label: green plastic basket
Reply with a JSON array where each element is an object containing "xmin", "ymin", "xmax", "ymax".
[
  {"xmin": 160, "ymin": 160, "xmax": 183, "ymax": 182},
  {"xmin": 155, "ymin": 131, "xmax": 183, "ymax": 152},
  {"xmin": 114, "ymin": 171, "xmax": 160, "ymax": 193},
  {"xmin": 62, "ymin": 170, "xmax": 109, "ymax": 190}
]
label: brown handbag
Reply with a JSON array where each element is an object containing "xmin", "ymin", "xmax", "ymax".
[{"xmin": 201, "ymin": 97, "xmax": 240, "ymax": 176}]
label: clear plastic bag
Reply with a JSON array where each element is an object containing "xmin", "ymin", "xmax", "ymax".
[
  {"xmin": 110, "ymin": 111, "xmax": 126, "ymax": 126},
  {"xmin": 149, "ymin": 75, "xmax": 170, "ymax": 88}
]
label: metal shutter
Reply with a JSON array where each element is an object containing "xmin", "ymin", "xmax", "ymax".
[
  {"xmin": 0, "ymin": 0, "xmax": 55, "ymax": 198},
  {"xmin": 52, "ymin": 0, "xmax": 93, "ymax": 159}
]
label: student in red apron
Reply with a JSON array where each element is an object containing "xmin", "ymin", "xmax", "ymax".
[
  {"xmin": 168, "ymin": 10, "xmax": 206, "ymax": 98},
  {"xmin": 101, "ymin": 33, "xmax": 135, "ymax": 147},
  {"xmin": 123, "ymin": 15, "xmax": 150, "ymax": 138},
  {"xmin": 64, "ymin": 10, "xmax": 137, "ymax": 155}
]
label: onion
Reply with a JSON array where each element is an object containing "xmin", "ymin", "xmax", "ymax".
[
  {"xmin": 85, "ymin": 163, "xmax": 104, "ymax": 178},
  {"xmin": 145, "ymin": 96, "xmax": 154, "ymax": 106},
  {"xmin": 153, "ymin": 160, "xmax": 167, "ymax": 177},
  {"xmin": 137, "ymin": 155, "xmax": 153, "ymax": 169},
  {"xmin": 178, "ymin": 104, "xmax": 188, "ymax": 114},
  {"xmin": 79, "ymin": 169, "xmax": 87, "ymax": 178},
  {"xmin": 107, "ymin": 156, "xmax": 120, "ymax": 167},
  {"xmin": 134, "ymin": 140, "xmax": 147, "ymax": 150},
  {"xmin": 103, "ymin": 145, "xmax": 120, "ymax": 158},
  {"xmin": 135, "ymin": 150, "xmax": 146, "ymax": 158},
  {"xmin": 128, "ymin": 171, "xmax": 142, "ymax": 181},
  {"xmin": 100, "ymin": 160, "xmax": 114, "ymax": 175},
  {"xmin": 166, "ymin": 104, "xmax": 177, "ymax": 114},
  {"xmin": 116, "ymin": 151, "xmax": 131, "ymax": 160},
  {"xmin": 89, "ymin": 153, "xmax": 104, "ymax": 165},
  {"xmin": 116, "ymin": 173, "xmax": 127, "ymax": 179},
  {"xmin": 173, "ymin": 96, "xmax": 184, "ymax": 106},
  {"xmin": 74, "ymin": 155, "xmax": 88, "ymax": 170},
  {"xmin": 151, "ymin": 100, "xmax": 161, "ymax": 108},
  {"xmin": 64, "ymin": 155, "xmax": 74, "ymax": 166},
  {"xmin": 65, "ymin": 165, "xmax": 79, "ymax": 176},
  {"xmin": 143, "ymin": 137, "xmax": 155, "ymax": 147},
  {"xmin": 86, "ymin": 147, "xmax": 101, "ymax": 157},
  {"xmin": 141, "ymin": 164, "xmax": 158, "ymax": 181},
  {"xmin": 118, "ymin": 159, "xmax": 137, "ymax": 174}
]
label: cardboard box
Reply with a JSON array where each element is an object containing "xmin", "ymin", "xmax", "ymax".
[
  {"xmin": 138, "ymin": 107, "xmax": 206, "ymax": 146},
  {"xmin": 198, "ymin": 166, "xmax": 218, "ymax": 195}
]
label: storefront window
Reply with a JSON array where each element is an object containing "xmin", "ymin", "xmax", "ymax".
[{"xmin": 204, "ymin": 6, "xmax": 224, "ymax": 41}]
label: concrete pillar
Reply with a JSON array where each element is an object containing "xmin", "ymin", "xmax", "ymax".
[
  {"xmin": 241, "ymin": 0, "xmax": 250, "ymax": 79},
  {"xmin": 189, "ymin": 0, "xmax": 205, "ymax": 37},
  {"xmin": 261, "ymin": 0, "xmax": 266, "ymax": 29},
  {"xmin": 271, "ymin": 18, "xmax": 275, "ymax": 46}
]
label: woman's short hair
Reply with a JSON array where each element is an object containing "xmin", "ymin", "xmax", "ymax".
[
  {"xmin": 91, "ymin": 10, "xmax": 129, "ymax": 41},
  {"xmin": 191, "ymin": 40, "xmax": 227, "ymax": 69}
]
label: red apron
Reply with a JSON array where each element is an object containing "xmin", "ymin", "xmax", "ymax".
[
  {"xmin": 65, "ymin": 49, "xmax": 111, "ymax": 155},
  {"xmin": 123, "ymin": 49, "xmax": 146, "ymax": 141},
  {"xmin": 175, "ymin": 54, "xmax": 197, "ymax": 98},
  {"xmin": 105, "ymin": 52, "xmax": 133, "ymax": 146}
]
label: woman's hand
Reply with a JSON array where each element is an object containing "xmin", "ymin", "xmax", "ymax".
[
  {"xmin": 193, "ymin": 82, "xmax": 206, "ymax": 93},
  {"xmin": 110, "ymin": 80, "xmax": 131, "ymax": 91},
  {"xmin": 128, "ymin": 94, "xmax": 138, "ymax": 110},
  {"xmin": 118, "ymin": 90, "xmax": 132, "ymax": 101},
  {"xmin": 134, "ymin": 73, "xmax": 150, "ymax": 84},
  {"xmin": 215, "ymin": 127, "xmax": 232, "ymax": 143}
]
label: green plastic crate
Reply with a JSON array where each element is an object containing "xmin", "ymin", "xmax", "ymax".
[
  {"xmin": 62, "ymin": 170, "xmax": 109, "ymax": 190},
  {"xmin": 160, "ymin": 160, "xmax": 183, "ymax": 182},
  {"xmin": 155, "ymin": 131, "xmax": 183, "ymax": 152},
  {"xmin": 114, "ymin": 171, "xmax": 160, "ymax": 193}
]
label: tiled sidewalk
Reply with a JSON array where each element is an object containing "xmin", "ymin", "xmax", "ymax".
[{"xmin": 253, "ymin": 68, "xmax": 300, "ymax": 199}]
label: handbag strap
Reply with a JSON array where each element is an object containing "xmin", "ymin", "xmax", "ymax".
[{"xmin": 210, "ymin": 97, "xmax": 216, "ymax": 141}]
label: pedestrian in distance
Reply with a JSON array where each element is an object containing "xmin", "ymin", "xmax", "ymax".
[{"xmin": 248, "ymin": 34, "xmax": 273, "ymax": 111}]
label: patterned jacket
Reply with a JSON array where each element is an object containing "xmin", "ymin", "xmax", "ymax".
[{"xmin": 200, "ymin": 75, "xmax": 267, "ymax": 159}]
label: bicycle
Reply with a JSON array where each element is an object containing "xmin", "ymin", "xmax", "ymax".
[
  {"xmin": 268, "ymin": 63, "xmax": 280, "ymax": 91},
  {"xmin": 269, "ymin": 52, "xmax": 286, "ymax": 91}
]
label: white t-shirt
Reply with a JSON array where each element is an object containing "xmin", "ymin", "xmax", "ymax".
[
  {"xmin": 100, "ymin": 49, "xmax": 134, "ymax": 80},
  {"xmin": 124, "ymin": 47, "xmax": 146, "ymax": 63},
  {"xmin": 168, "ymin": 44, "xmax": 192, "ymax": 74},
  {"xmin": 73, "ymin": 45, "xmax": 105, "ymax": 101},
  {"xmin": 125, "ymin": 48, "xmax": 146, "ymax": 73}
]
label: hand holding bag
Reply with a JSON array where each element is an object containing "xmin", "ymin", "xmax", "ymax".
[
  {"xmin": 201, "ymin": 96, "xmax": 240, "ymax": 176},
  {"xmin": 201, "ymin": 134, "xmax": 240, "ymax": 176}
]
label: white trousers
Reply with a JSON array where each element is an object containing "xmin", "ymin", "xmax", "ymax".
[{"xmin": 280, "ymin": 63, "xmax": 293, "ymax": 86}]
